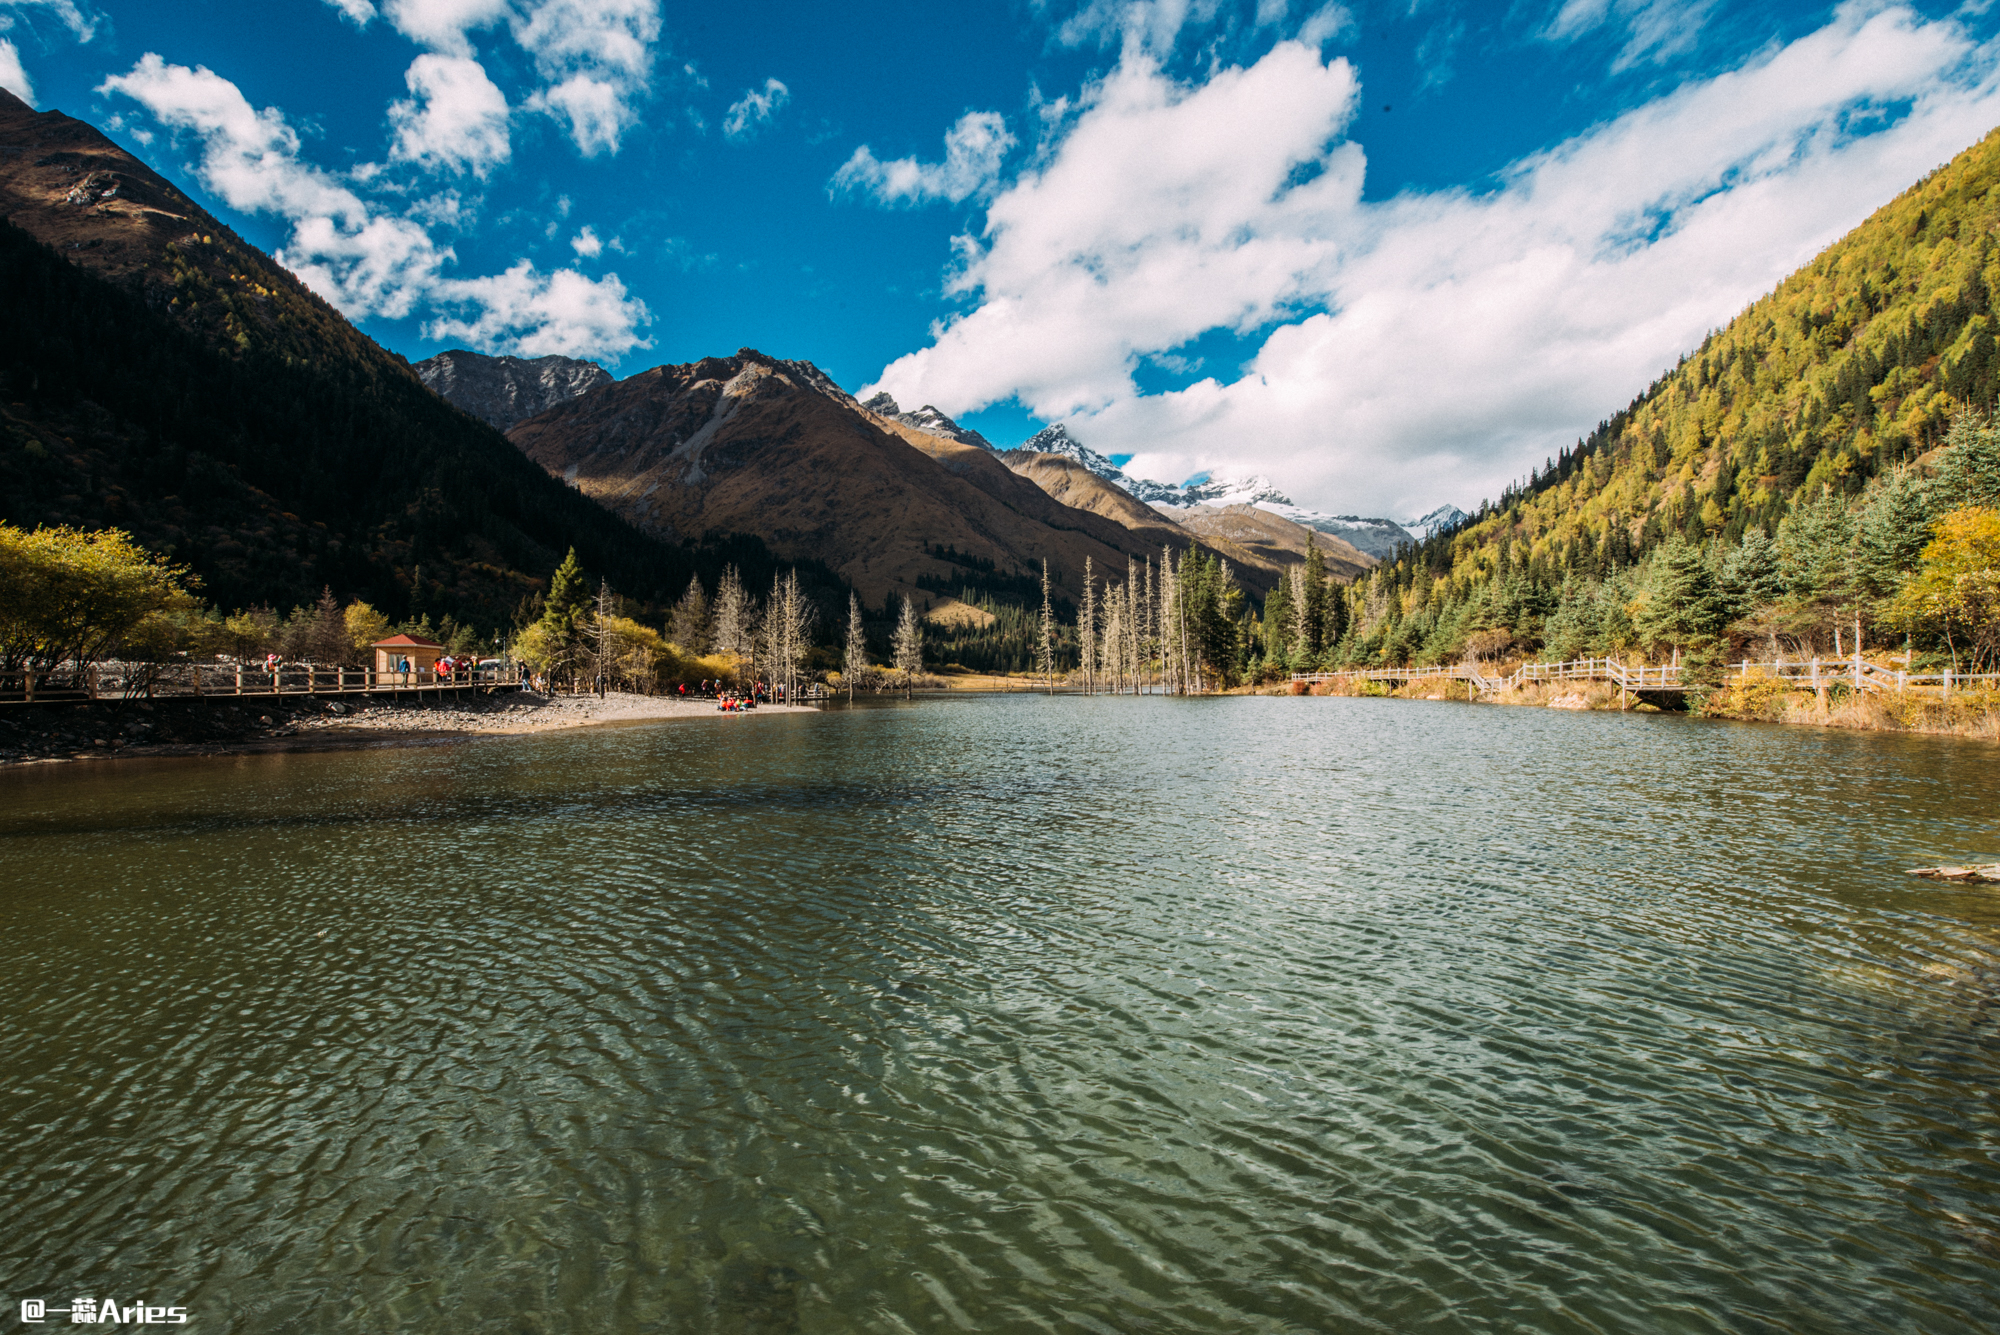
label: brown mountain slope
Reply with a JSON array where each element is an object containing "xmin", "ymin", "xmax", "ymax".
[
  {"xmin": 505, "ymin": 349, "xmax": 1256, "ymax": 603},
  {"xmin": 0, "ymin": 91, "xmax": 752, "ymax": 626},
  {"xmin": 1170, "ymin": 504, "xmax": 1376, "ymax": 582},
  {"xmin": 878, "ymin": 419, "xmax": 1282, "ymax": 591},
  {"xmin": 0, "ymin": 88, "xmax": 401, "ymax": 374},
  {"xmin": 999, "ymin": 449, "xmax": 1336, "ymax": 585},
  {"xmin": 860, "ymin": 408, "xmax": 1209, "ymax": 554},
  {"xmin": 999, "ymin": 450, "xmax": 1190, "ymax": 536}
]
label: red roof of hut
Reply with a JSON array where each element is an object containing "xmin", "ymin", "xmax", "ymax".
[{"xmin": 371, "ymin": 633, "xmax": 445, "ymax": 649}]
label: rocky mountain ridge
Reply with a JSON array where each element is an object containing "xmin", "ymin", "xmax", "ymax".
[
  {"xmin": 501, "ymin": 349, "xmax": 1266, "ymax": 604},
  {"xmin": 863, "ymin": 393, "xmax": 997, "ymax": 451},
  {"xmin": 415, "ymin": 350, "xmax": 613, "ymax": 431},
  {"xmin": 1168, "ymin": 504, "xmax": 1376, "ymax": 582},
  {"xmin": 1012, "ymin": 418, "xmax": 1454, "ymax": 559}
]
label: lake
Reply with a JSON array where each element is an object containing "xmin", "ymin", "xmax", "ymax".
[{"xmin": 2, "ymin": 695, "xmax": 1997, "ymax": 1332}]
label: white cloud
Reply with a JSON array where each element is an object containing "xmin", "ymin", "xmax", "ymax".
[
  {"xmin": 0, "ymin": 0, "xmax": 101, "ymax": 103},
  {"xmin": 512, "ymin": 0, "xmax": 659, "ymax": 155},
  {"xmin": 100, "ymin": 55, "xmax": 649, "ymax": 360},
  {"xmin": 319, "ymin": 0, "xmax": 378, "ymax": 27},
  {"xmin": 1543, "ymin": 0, "xmax": 1721, "ymax": 70},
  {"xmin": 366, "ymin": 0, "xmax": 658, "ymax": 155},
  {"xmin": 387, "ymin": 53, "xmax": 511, "ymax": 176},
  {"xmin": 1043, "ymin": 0, "xmax": 1224, "ymax": 54},
  {"xmin": 1297, "ymin": 3, "xmax": 1352, "ymax": 47},
  {"xmin": 722, "ymin": 77, "xmax": 787, "ymax": 141},
  {"xmin": 0, "ymin": 37, "xmax": 31, "ymax": 103},
  {"xmin": 427, "ymin": 261, "xmax": 651, "ymax": 359},
  {"xmin": 866, "ymin": 6, "xmax": 2000, "ymax": 518},
  {"xmin": 100, "ymin": 56, "xmax": 372, "ymax": 235},
  {"xmin": 570, "ymin": 224, "xmax": 601, "ymax": 257},
  {"xmin": 380, "ymin": 0, "xmax": 511, "ymax": 55},
  {"xmin": 831, "ymin": 110, "xmax": 1017, "ymax": 206},
  {"xmin": 0, "ymin": 0, "xmax": 98, "ymax": 43},
  {"xmin": 869, "ymin": 44, "xmax": 1358, "ymax": 404}
]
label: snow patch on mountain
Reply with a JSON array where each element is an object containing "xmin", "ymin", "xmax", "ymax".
[
  {"xmin": 1173, "ymin": 475, "xmax": 1293, "ymax": 508},
  {"xmin": 1009, "ymin": 419, "xmax": 1461, "ymax": 561},
  {"xmin": 1256, "ymin": 508, "xmax": 1418, "ymax": 561},
  {"xmin": 1402, "ymin": 504, "xmax": 1469, "ymax": 540},
  {"xmin": 1015, "ymin": 423, "xmax": 1128, "ymax": 479},
  {"xmin": 865, "ymin": 393, "xmax": 996, "ymax": 451}
]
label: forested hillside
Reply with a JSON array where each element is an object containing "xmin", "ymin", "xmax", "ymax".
[
  {"xmin": 1280, "ymin": 125, "xmax": 2000, "ymax": 675},
  {"xmin": 0, "ymin": 218, "xmax": 805, "ymax": 631}
]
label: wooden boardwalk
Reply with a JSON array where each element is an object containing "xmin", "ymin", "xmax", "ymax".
[
  {"xmin": 1292, "ymin": 655, "xmax": 2000, "ymax": 700},
  {"xmin": 2, "ymin": 662, "xmax": 527, "ymax": 706}
]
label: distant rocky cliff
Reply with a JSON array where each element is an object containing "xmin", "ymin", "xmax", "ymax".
[
  {"xmin": 1008, "ymin": 420, "xmax": 1449, "ymax": 559},
  {"xmin": 863, "ymin": 393, "xmax": 996, "ymax": 451},
  {"xmin": 417, "ymin": 349, "xmax": 614, "ymax": 431}
]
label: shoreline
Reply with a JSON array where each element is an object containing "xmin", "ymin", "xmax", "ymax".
[
  {"xmin": 1284, "ymin": 674, "xmax": 2000, "ymax": 742},
  {"xmin": 0, "ymin": 690, "xmax": 819, "ymax": 769}
]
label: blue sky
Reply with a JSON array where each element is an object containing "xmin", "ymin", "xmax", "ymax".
[{"xmin": 4, "ymin": 0, "xmax": 1998, "ymax": 517}]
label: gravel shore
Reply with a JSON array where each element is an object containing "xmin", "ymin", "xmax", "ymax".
[{"xmin": 0, "ymin": 689, "xmax": 816, "ymax": 768}]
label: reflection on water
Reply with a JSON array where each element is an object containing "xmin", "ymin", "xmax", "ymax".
[{"xmin": 2, "ymin": 697, "xmax": 1997, "ymax": 1333}]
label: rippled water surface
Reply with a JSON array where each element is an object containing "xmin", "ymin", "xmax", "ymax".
[{"xmin": 4, "ymin": 696, "xmax": 2000, "ymax": 1333}]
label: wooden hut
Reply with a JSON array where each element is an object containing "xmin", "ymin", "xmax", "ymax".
[{"xmin": 371, "ymin": 633, "xmax": 444, "ymax": 683}]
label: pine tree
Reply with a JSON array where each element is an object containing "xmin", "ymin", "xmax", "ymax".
[
  {"xmin": 1778, "ymin": 486, "xmax": 1859, "ymax": 649},
  {"xmin": 1301, "ymin": 542, "xmax": 1328, "ymax": 659},
  {"xmin": 892, "ymin": 594, "xmax": 923, "ymax": 699},
  {"xmin": 306, "ymin": 586, "xmax": 348, "ymax": 665},
  {"xmin": 537, "ymin": 548, "xmax": 591, "ymax": 687},
  {"xmin": 668, "ymin": 574, "xmax": 710, "ymax": 652},
  {"xmin": 1287, "ymin": 565, "xmax": 1312, "ymax": 669},
  {"xmin": 545, "ymin": 548, "xmax": 589, "ymax": 625},
  {"xmin": 1854, "ymin": 471, "xmax": 1933, "ymax": 605},
  {"xmin": 1720, "ymin": 525, "xmax": 1782, "ymax": 610},
  {"xmin": 1935, "ymin": 412, "xmax": 2000, "ymax": 509},
  {"xmin": 1263, "ymin": 577, "xmax": 1293, "ymax": 662},
  {"xmin": 1634, "ymin": 533, "xmax": 1728, "ymax": 664}
]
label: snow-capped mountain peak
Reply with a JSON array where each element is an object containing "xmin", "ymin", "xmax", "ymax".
[
  {"xmin": 864, "ymin": 392, "xmax": 996, "ymax": 451},
  {"xmin": 1175, "ymin": 475, "xmax": 1293, "ymax": 508},
  {"xmin": 1018, "ymin": 423, "xmax": 1130, "ymax": 481},
  {"xmin": 1402, "ymin": 505, "xmax": 1469, "ymax": 540},
  {"xmin": 1005, "ymin": 420, "xmax": 1459, "ymax": 562}
]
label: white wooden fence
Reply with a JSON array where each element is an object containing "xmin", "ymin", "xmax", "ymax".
[{"xmin": 1292, "ymin": 655, "xmax": 2000, "ymax": 699}]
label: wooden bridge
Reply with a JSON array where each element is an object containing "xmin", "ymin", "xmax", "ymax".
[
  {"xmin": 1, "ymin": 661, "xmax": 527, "ymax": 706},
  {"xmin": 1292, "ymin": 655, "xmax": 2000, "ymax": 704}
]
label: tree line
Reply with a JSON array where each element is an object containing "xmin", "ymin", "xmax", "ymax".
[{"xmin": 1298, "ymin": 417, "xmax": 2000, "ymax": 678}]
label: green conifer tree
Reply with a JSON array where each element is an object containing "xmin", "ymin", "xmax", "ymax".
[{"xmin": 1635, "ymin": 534, "xmax": 1728, "ymax": 664}]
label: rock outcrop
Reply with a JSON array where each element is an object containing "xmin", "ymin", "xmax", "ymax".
[
  {"xmin": 417, "ymin": 349, "xmax": 614, "ymax": 431},
  {"xmin": 861, "ymin": 393, "xmax": 996, "ymax": 451}
]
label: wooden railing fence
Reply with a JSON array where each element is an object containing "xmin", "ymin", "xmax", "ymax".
[
  {"xmin": 1293, "ymin": 655, "xmax": 2000, "ymax": 699},
  {"xmin": 0, "ymin": 661, "xmax": 527, "ymax": 705}
]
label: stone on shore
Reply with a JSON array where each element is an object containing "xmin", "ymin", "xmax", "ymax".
[{"xmin": 1907, "ymin": 864, "xmax": 2000, "ymax": 883}]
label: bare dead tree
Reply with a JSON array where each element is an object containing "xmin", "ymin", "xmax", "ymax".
[
  {"xmin": 594, "ymin": 578, "xmax": 614, "ymax": 697},
  {"xmin": 1079, "ymin": 556, "xmax": 1097, "ymax": 695},
  {"xmin": 1038, "ymin": 559, "xmax": 1056, "ymax": 694},
  {"xmin": 843, "ymin": 591, "xmax": 866, "ymax": 703},
  {"xmin": 711, "ymin": 564, "xmax": 752, "ymax": 667},
  {"xmin": 892, "ymin": 594, "xmax": 923, "ymax": 699}
]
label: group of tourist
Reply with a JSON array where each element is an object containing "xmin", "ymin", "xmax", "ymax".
[{"xmin": 433, "ymin": 655, "xmax": 484, "ymax": 682}]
